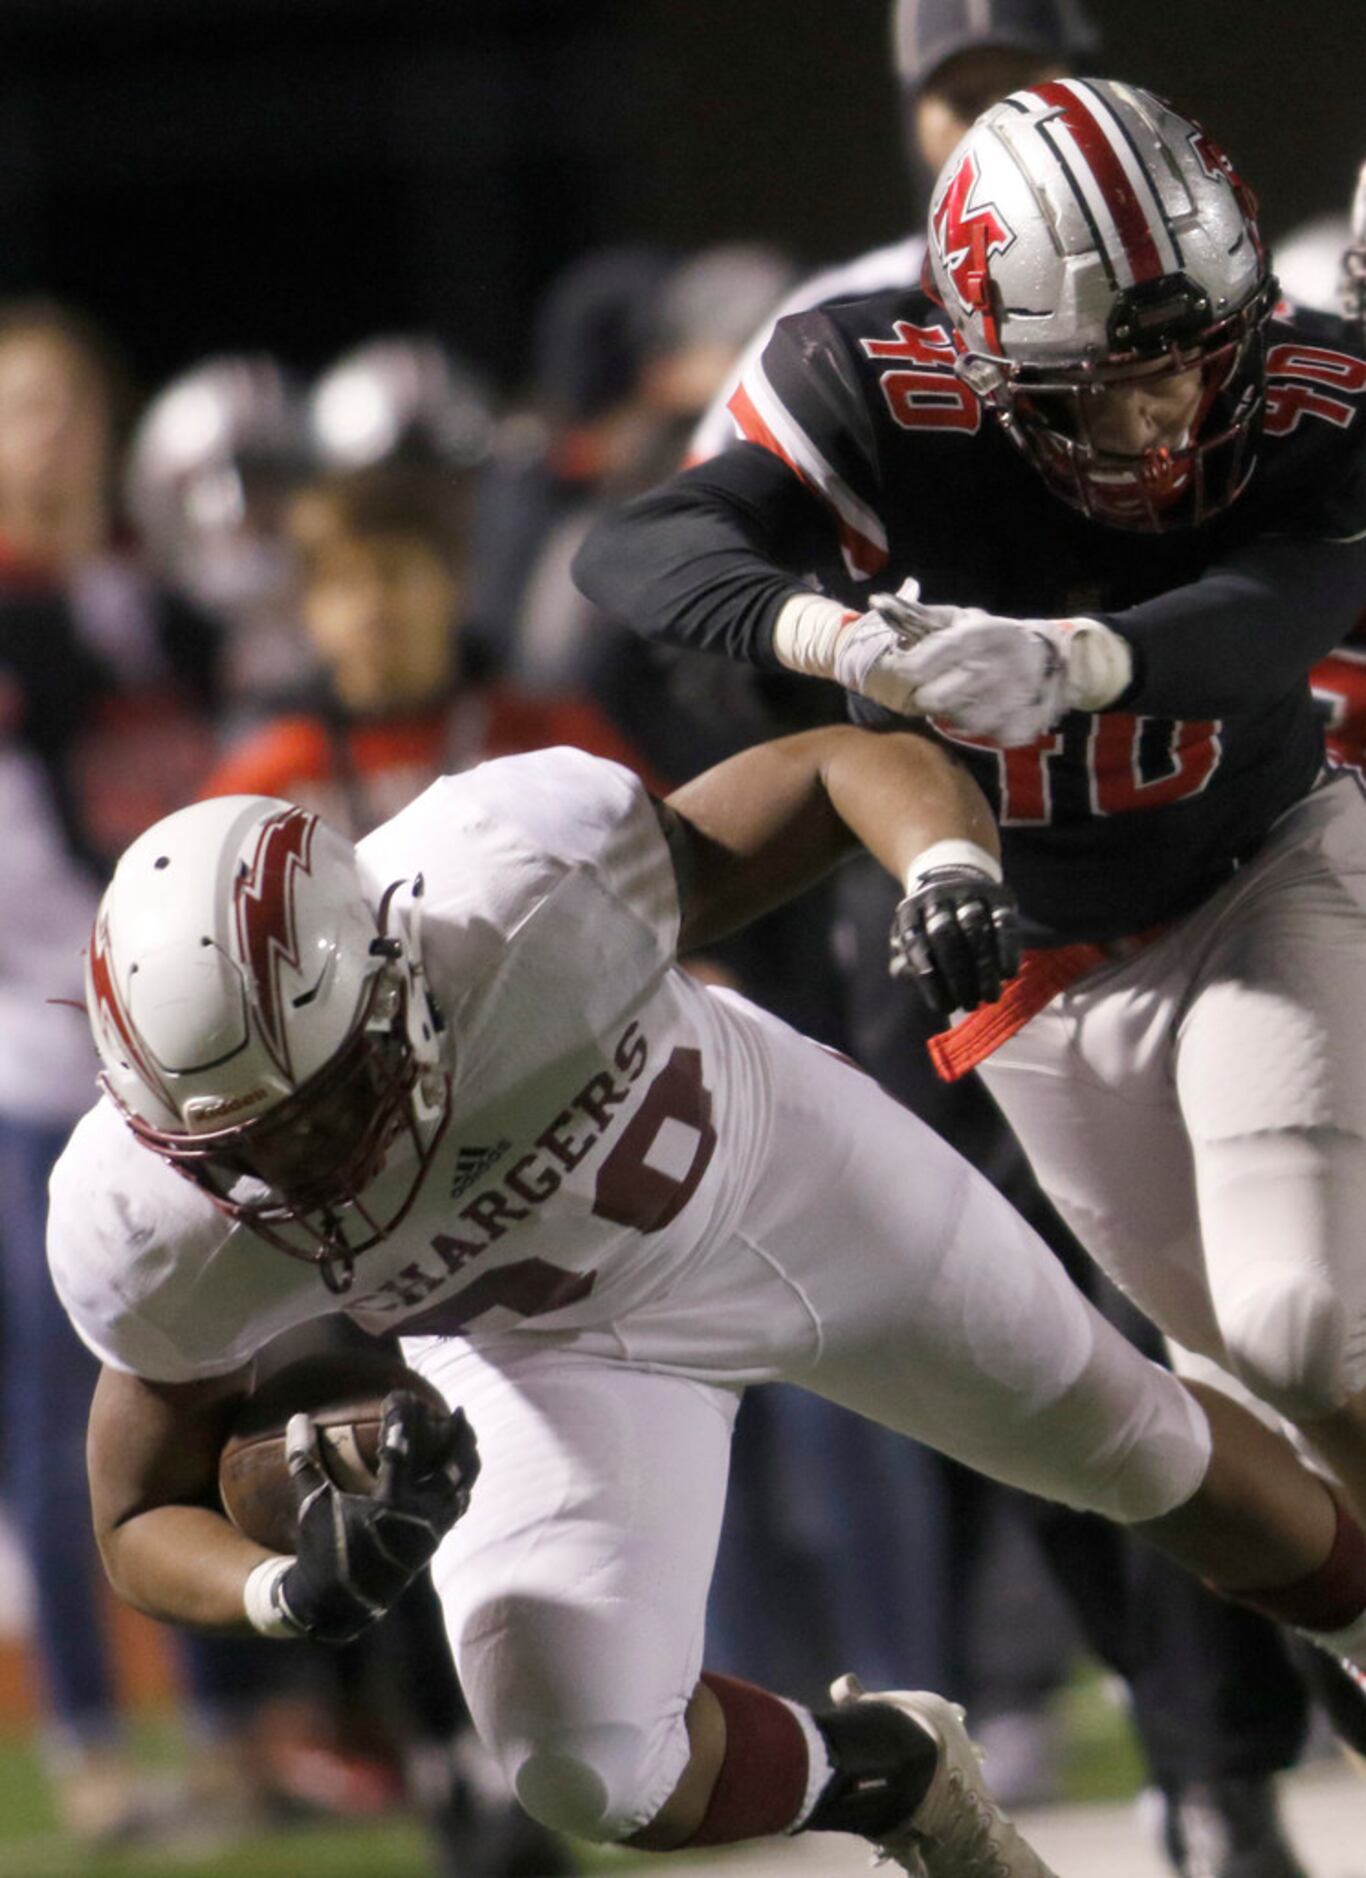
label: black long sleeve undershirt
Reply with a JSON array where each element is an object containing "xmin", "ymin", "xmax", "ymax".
[
  {"xmin": 1105, "ymin": 529, "xmax": 1366, "ymax": 718},
  {"xmin": 572, "ymin": 444, "xmax": 833, "ymax": 671},
  {"xmin": 576, "ymin": 440, "xmax": 1366, "ymax": 719}
]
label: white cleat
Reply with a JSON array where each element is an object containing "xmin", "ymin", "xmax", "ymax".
[{"xmin": 830, "ymin": 1674, "xmax": 1062, "ymax": 1878}]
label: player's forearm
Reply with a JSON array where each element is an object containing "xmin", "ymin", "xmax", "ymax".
[
  {"xmin": 1107, "ymin": 532, "xmax": 1366, "ymax": 716},
  {"xmin": 572, "ymin": 447, "xmax": 828, "ymax": 667},
  {"xmin": 818, "ymin": 725, "xmax": 1000, "ymax": 887},
  {"xmin": 668, "ymin": 726, "xmax": 996, "ymax": 949},
  {"xmin": 100, "ymin": 1502, "xmax": 279, "ymax": 1633}
]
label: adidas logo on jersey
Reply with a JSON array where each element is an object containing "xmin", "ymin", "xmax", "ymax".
[{"xmin": 449, "ymin": 1140, "xmax": 512, "ymax": 1200}]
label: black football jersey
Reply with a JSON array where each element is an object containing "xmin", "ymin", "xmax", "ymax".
[{"xmin": 575, "ymin": 291, "xmax": 1366, "ymax": 945}]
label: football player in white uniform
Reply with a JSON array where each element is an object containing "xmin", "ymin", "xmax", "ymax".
[{"xmin": 50, "ymin": 729, "xmax": 1366, "ymax": 1872}]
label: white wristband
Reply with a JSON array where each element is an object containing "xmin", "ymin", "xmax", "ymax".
[
  {"xmin": 243, "ymin": 1556, "xmax": 300, "ymax": 1639},
  {"xmin": 772, "ymin": 592, "xmax": 857, "ymax": 678},
  {"xmin": 904, "ymin": 838, "xmax": 1002, "ymax": 895},
  {"xmin": 1061, "ymin": 618, "xmax": 1132, "ymax": 711}
]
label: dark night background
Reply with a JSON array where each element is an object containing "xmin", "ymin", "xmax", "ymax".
[{"xmin": 0, "ymin": 0, "xmax": 1357, "ymax": 395}]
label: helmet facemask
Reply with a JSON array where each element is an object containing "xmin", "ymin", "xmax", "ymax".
[
  {"xmin": 927, "ymin": 81, "xmax": 1276, "ymax": 533},
  {"xmin": 120, "ymin": 956, "xmax": 451, "ymax": 1294},
  {"xmin": 90, "ymin": 793, "xmax": 452, "ymax": 1296},
  {"xmin": 958, "ymin": 272, "xmax": 1275, "ymax": 531}
]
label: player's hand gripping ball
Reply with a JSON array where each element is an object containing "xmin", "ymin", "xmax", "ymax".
[
  {"xmin": 221, "ymin": 1352, "xmax": 479, "ymax": 1644},
  {"xmin": 891, "ymin": 866, "xmax": 1021, "ymax": 1020},
  {"xmin": 219, "ymin": 1349, "xmax": 448, "ymax": 1551},
  {"xmin": 272, "ymin": 1389, "xmax": 479, "ymax": 1643}
]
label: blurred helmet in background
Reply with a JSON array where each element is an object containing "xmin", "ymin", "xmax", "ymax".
[
  {"xmin": 125, "ymin": 355, "xmax": 313, "ymax": 687},
  {"xmin": 308, "ymin": 336, "xmax": 494, "ymax": 473}
]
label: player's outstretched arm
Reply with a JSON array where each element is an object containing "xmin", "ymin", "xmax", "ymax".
[
  {"xmin": 663, "ymin": 724, "xmax": 1017, "ymax": 1024},
  {"xmin": 664, "ymin": 723, "xmax": 995, "ymax": 947}
]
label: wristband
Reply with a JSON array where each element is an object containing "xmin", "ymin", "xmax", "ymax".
[
  {"xmin": 772, "ymin": 593, "xmax": 857, "ymax": 678},
  {"xmin": 1061, "ymin": 618, "xmax": 1132, "ymax": 711},
  {"xmin": 243, "ymin": 1555, "xmax": 302, "ymax": 1639},
  {"xmin": 904, "ymin": 839, "xmax": 1003, "ymax": 895}
]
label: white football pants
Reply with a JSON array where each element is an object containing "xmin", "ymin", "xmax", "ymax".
[
  {"xmin": 408, "ymin": 992, "xmax": 1210, "ymax": 1843},
  {"xmin": 981, "ymin": 770, "xmax": 1366, "ymax": 1426}
]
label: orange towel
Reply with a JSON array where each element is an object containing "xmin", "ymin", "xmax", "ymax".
[{"xmin": 927, "ymin": 925, "xmax": 1166, "ymax": 1081}]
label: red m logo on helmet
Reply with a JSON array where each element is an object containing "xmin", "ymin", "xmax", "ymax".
[{"xmin": 932, "ymin": 152, "xmax": 1014, "ymax": 332}]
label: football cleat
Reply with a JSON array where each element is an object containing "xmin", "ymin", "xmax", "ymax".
[{"xmin": 829, "ymin": 1675, "xmax": 1061, "ymax": 1877}]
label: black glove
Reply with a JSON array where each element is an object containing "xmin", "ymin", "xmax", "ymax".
[
  {"xmin": 273, "ymin": 1390, "xmax": 480, "ymax": 1644},
  {"xmin": 890, "ymin": 864, "xmax": 1021, "ymax": 1021}
]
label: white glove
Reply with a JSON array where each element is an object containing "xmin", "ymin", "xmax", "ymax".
[
  {"xmin": 899, "ymin": 606, "xmax": 1132, "ymax": 746},
  {"xmin": 771, "ymin": 579, "xmax": 943, "ymax": 716},
  {"xmin": 772, "ymin": 581, "xmax": 1130, "ymax": 739}
]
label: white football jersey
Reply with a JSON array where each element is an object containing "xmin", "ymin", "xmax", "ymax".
[{"xmin": 48, "ymin": 749, "xmax": 774, "ymax": 1383}]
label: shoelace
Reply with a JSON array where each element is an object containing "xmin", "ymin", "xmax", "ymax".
[{"xmin": 878, "ymin": 1769, "xmax": 1015, "ymax": 1878}]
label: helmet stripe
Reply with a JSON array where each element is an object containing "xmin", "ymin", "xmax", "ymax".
[
  {"xmin": 88, "ymin": 913, "xmax": 178, "ymax": 1112},
  {"xmin": 1030, "ymin": 79, "xmax": 1180, "ymax": 288},
  {"xmin": 233, "ymin": 805, "xmax": 318, "ymax": 1079}
]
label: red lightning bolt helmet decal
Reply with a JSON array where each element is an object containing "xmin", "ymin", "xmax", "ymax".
[
  {"xmin": 87, "ymin": 912, "xmax": 177, "ymax": 1112},
  {"xmin": 932, "ymin": 150, "xmax": 1014, "ymax": 353},
  {"xmin": 233, "ymin": 806, "xmax": 318, "ymax": 1079}
]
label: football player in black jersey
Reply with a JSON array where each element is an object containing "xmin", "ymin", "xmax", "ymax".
[
  {"xmin": 685, "ymin": 19, "xmax": 1334, "ymax": 1872},
  {"xmin": 576, "ymin": 73, "xmax": 1366, "ymax": 1770}
]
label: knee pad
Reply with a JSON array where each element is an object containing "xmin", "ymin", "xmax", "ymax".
[
  {"xmin": 511, "ymin": 1718, "xmax": 687, "ymax": 1844},
  {"xmin": 1216, "ymin": 1268, "xmax": 1349, "ymax": 1422},
  {"xmin": 1033, "ymin": 1333, "xmax": 1213, "ymax": 1525}
]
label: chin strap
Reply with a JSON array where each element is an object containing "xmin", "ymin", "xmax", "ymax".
[{"xmin": 317, "ymin": 1228, "xmax": 356, "ymax": 1294}]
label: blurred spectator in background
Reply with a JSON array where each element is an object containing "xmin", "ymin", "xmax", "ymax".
[
  {"xmin": 469, "ymin": 241, "xmax": 806, "ymax": 784},
  {"xmin": 468, "ymin": 242, "xmax": 676, "ymax": 676},
  {"xmin": 0, "ymin": 298, "xmax": 280, "ymax": 1846},
  {"xmin": 204, "ymin": 455, "xmax": 655, "ymax": 827},
  {"xmin": 309, "ymin": 334, "xmax": 500, "ymax": 678},
  {"xmin": 125, "ymin": 353, "xmax": 314, "ymax": 714}
]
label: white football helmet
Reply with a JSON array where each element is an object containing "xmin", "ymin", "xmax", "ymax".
[
  {"xmin": 925, "ymin": 79, "xmax": 1275, "ymax": 530},
  {"xmin": 86, "ymin": 795, "xmax": 450, "ymax": 1291},
  {"xmin": 125, "ymin": 355, "xmax": 312, "ymax": 608},
  {"xmin": 308, "ymin": 336, "xmax": 494, "ymax": 472}
]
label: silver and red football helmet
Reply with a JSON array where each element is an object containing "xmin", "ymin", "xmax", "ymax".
[
  {"xmin": 86, "ymin": 795, "xmax": 450, "ymax": 1291},
  {"xmin": 925, "ymin": 78, "xmax": 1276, "ymax": 529}
]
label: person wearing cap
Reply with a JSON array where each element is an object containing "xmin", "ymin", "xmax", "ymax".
[
  {"xmin": 647, "ymin": 12, "xmax": 1320, "ymax": 1878},
  {"xmin": 689, "ymin": 0, "xmax": 1093, "ymax": 464}
]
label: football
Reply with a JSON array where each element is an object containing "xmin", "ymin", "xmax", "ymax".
[{"xmin": 218, "ymin": 1346, "xmax": 448, "ymax": 1553}]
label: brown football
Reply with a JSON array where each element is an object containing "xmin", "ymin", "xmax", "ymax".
[{"xmin": 218, "ymin": 1348, "xmax": 448, "ymax": 1554}]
